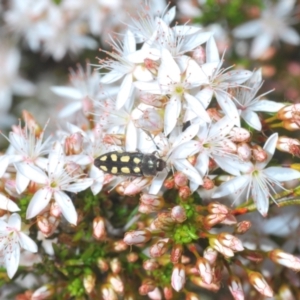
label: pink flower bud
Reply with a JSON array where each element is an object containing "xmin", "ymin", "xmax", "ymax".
[
  {"xmin": 220, "ymin": 214, "xmax": 237, "ymax": 225},
  {"xmin": 171, "ymin": 264, "xmax": 186, "ymax": 292},
  {"xmin": 139, "ymin": 279, "xmax": 156, "ymax": 295},
  {"xmin": 83, "ymin": 272, "xmax": 96, "ymax": 294},
  {"xmin": 174, "ymin": 172, "xmax": 188, "ymax": 187},
  {"xmin": 244, "ymin": 251, "xmax": 264, "ymax": 263},
  {"xmin": 64, "ymin": 161, "xmax": 83, "ymax": 177},
  {"xmin": 209, "ymin": 238, "xmax": 234, "ymax": 258},
  {"xmin": 248, "ymin": 271, "xmax": 274, "ymax": 297},
  {"xmin": 268, "ymin": 249, "xmax": 300, "ymax": 271},
  {"xmin": 164, "ymin": 177, "xmax": 175, "ymax": 189},
  {"xmin": 237, "ymin": 142, "xmax": 252, "ymax": 161},
  {"xmin": 178, "ymin": 186, "xmax": 191, "ymax": 199},
  {"xmin": 282, "ymin": 120, "xmax": 300, "ymax": 131},
  {"xmin": 196, "ymin": 257, "xmax": 213, "ymax": 284},
  {"xmin": 108, "ymin": 274, "xmax": 124, "ymax": 294},
  {"xmin": 163, "ymin": 286, "xmax": 173, "ymax": 300},
  {"xmin": 97, "ymin": 258, "xmax": 109, "ymax": 272},
  {"xmin": 112, "ymin": 240, "xmax": 128, "ymax": 252},
  {"xmin": 222, "ymin": 140, "xmax": 237, "ymax": 153},
  {"xmin": 230, "ymin": 127, "xmax": 250, "ymax": 142},
  {"xmin": 110, "ymin": 258, "xmax": 122, "ymax": 274},
  {"xmin": 148, "ymin": 287, "xmax": 162, "ymax": 300},
  {"xmin": 50, "ymin": 201, "xmax": 62, "ymax": 218},
  {"xmin": 123, "ymin": 229, "xmax": 152, "ymax": 245},
  {"xmin": 252, "ymin": 145, "xmax": 268, "ymax": 162},
  {"xmin": 139, "ymin": 194, "xmax": 165, "ymax": 212},
  {"xmin": 103, "ymin": 134, "xmax": 125, "ymax": 146},
  {"xmin": 234, "ymin": 220, "xmax": 251, "ymax": 234},
  {"xmin": 170, "ymin": 244, "xmax": 183, "ymax": 264},
  {"xmin": 144, "ymin": 58, "xmax": 159, "ymax": 74},
  {"xmin": 203, "ymin": 214, "xmax": 227, "ymax": 229},
  {"xmin": 64, "ymin": 132, "xmax": 84, "ymax": 155},
  {"xmin": 150, "ymin": 238, "xmax": 170, "ymax": 258},
  {"xmin": 126, "ymin": 252, "xmax": 139, "ymax": 263},
  {"xmin": 217, "ymin": 233, "xmax": 244, "ymax": 251},
  {"xmin": 277, "ymin": 136, "xmax": 300, "ymax": 156},
  {"xmin": 93, "ymin": 216, "xmax": 106, "ymax": 240},
  {"xmin": 207, "ymin": 202, "xmax": 230, "ymax": 215},
  {"xmin": 143, "ymin": 259, "xmax": 160, "ymax": 271},
  {"xmin": 37, "ymin": 215, "xmax": 59, "ymax": 237},
  {"xmin": 152, "ymin": 212, "xmax": 175, "ymax": 231},
  {"xmin": 171, "ymin": 205, "xmax": 187, "ymax": 223},
  {"xmin": 207, "ymin": 108, "xmax": 223, "ymax": 122},
  {"xmin": 203, "ymin": 247, "xmax": 218, "ymax": 265},
  {"xmin": 190, "ymin": 276, "xmax": 220, "ymax": 292},
  {"xmin": 277, "ymin": 103, "xmax": 300, "ymax": 120},
  {"xmin": 124, "ymin": 177, "xmax": 151, "ymax": 195},
  {"xmin": 100, "ymin": 284, "xmax": 118, "ymax": 300},
  {"xmin": 228, "ymin": 275, "xmax": 244, "ymax": 300}
]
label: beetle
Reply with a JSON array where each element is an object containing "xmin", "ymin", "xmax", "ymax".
[{"xmin": 94, "ymin": 151, "xmax": 166, "ymax": 177}]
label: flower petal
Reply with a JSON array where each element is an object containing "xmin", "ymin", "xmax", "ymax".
[
  {"xmin": 0, "ymin": 194, "xmax": 20, "ymax": 212},
  {"xmin": 184, "ymin": 93, "xmax": 211, "ymax": 122},
  {"xmin": 26, "ymin": 188, "xmax": 52, "ymax": 219},
  {"xmin": 54, "ymin": 191, "xmax": 77, "ymax": 225},
  {"xmin": 256, "ymin": 133, "xmax": 278, "ymax": 170},
  {"xmin": 14, "ymin": 162, "xmax": 48, "ymax": 184},
  {"xmin": 263, "ymin": 167, "xmax": 300, "ymax": 181},
  {"xmin": 8, "ymin": 213, "xmax": 21, "ymax": 230},
  {"xmin": 116, "ymin": 73, "xmax": 133, "ymax": 109},
  {"xmin": 249, "ymin": 100, "xmax": 285, "ymax": 112},
  {"xmin": 5, "ymin": 243, "xmax": 20, "ymax": 279},
  {"xmin": 19, "ymin": 232, "xmax": 38, "ymax": 253},
  {"xmin": 241, "ymin": 110, "xmax": 262, "ymax": 131}
]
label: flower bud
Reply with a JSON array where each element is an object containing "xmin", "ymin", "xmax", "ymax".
[
  {"xmin": 139, "ymin": 279, "xmax": 156, "ymax": 295},
  {"xmin": 97, "ymin": 258, "xmax": 109, "ymax": 272},
  {"xmin": 217, "ymin": 233, "xmax": 244, "ymax": 251},
  {"xmin": 282, "ymin": 120, "xmax": 300, "ymax": 131},
  {"xmin": 170, "ymin": 244, "xmax": 183, "ymax": 264},
  {"xmin": 83, "ymin": 272, "xmax": 96, "ymax": 294},
  {"xmin": 228, "ymin": 275, "xmax": 244, "ymax": 300},
  {"xmin": 164, "ymin": 176, "xmax": 175, "ymax": 189},
  {"xmin": 124, "ymin": 177, "xmax": 151, "ymax": 195},
  {"xmin": 234, "ymin": 220, "xmax": 251, "ymax": 234},
  {"xmin": 153, "ymin": 212, "xmax": 175, "ymax": 231},
  {"xmin": 108, "ymin": 274, "xmax": 124, "ymax": 294},
  {"xmin": 222, "ymin": 140, "xmax": 237, "ymax": 153},
  {"xmin": 37, "ymin": 215, "xmax": 59, "ymax": 237},
  {"xmin": 278, "ymin": 284, "xmax": 295, "ymax": 300},
  {"xmin": 144, "ymin": 58, "xmax": 159, "ymax": 75},
  {"xmin": 64, "ymin": 132, "xmax": 84, "ymax": 155},
  {"xmin": 220, "ymin": 214, "xmax": 237, "ymax": 225},
  {"xmin": 150, "ymin": 238, "xmax": 170, "ymax": 258},
  {"xmin": 207, "ymin": 108, "xmax": 223, "ymax": 121},
  {"xmin": 190, "ymin": 276, "xmax": 220, "ymax": 292},
  {"xmin": 203, "ymin": 214, "xmax": 227, "ymax": 229},
  {"xmin": 174, "ymin": 172, "xmax": 188, "ymax": 187},
  {"xmin": 209, "ymin": 238, "xmax": 234, "ymax": 258},
  {"xmin": 140, "ymin": 193, "xmax": 165, "ymax": 212},
  {"xmin": 143, "ymin": 259, "xmax": 160, "ymax": 271},
  {"xmin": 252, "ymin": 145, "xmax": 267, "ymax": 162},
  {"xmin": 248, "ymin": 271, "xmax": 274, "ymax": 297},
  {"xmin": 65, "ymin": 161, "xmax": 84, "ymax": 178},
  {"xmin": 277, "ymin": 136, "xmax": 300, "ymax": 156},
  {"xmin": 171, "ymin": 205, "xmax": 187, "ymax": 223},
  {"xmin": 171, "ymin": 264, "xmax": 186, "ymax": 292},
  {"xmin": 123, "ymin": 229, "xmax": 152, "ymax": 245},
  {"xmin": 126, "ymin": 252, "xmax": 139, "ymax": 263},
  {"xmin": 196, "ymin": 257, "xmax": 213, "ymax": 284},
  {"xmin": 148, "ymin": 287, "xmax": 162, "ymax": 300},
  {"xmin": 277, "ymin": 103, "xmax": 300, "ymax": 120},
  {"xmin": 268, "ymin": 249, "xmax": 300, "ymax": 271},
  {"xmin": 178, "ymin": 186, "xmax": 191, "ymax": 199},
  {"xmin": 207, "ymin": 202, "xmax": 230, "ymax": 214},
  {"xmin": 22, "ymin": 110, "xmax": 42, "ymax": 137},
  {"xmin": 162, "ymin": 286, "xmax": 173, "ymax": 299},
  {"xmin": 103, "ymin": 134, "xmax": 125, "ymax": 146},
  {"xmin": 100, "ymin": 284, "xmax": 118, "ymax": 300},
  {"xmin": 111, "ymin": 240, "xmax": 128, "ymax": 252},
  {"xmin": 50, "ymin": 201, "xmax": 62, "ymax": 218},
  {"xmin": 185, "ymin": 292, "xmax": 201, "ymax": 300},
  {"xmin": 110, "ymin": 258, "xmax": 122, "ymax": 274},
  {"xmin": 230, "ymin": 127, "xmax": 250, "ymax": 142},
  {"xmin": 203, "ymin": 247, "xmax": 218, "ymax": 265},
  {"xmin": 93, "ymin": 216, "xmax": 106, "ymax": 240},
  {"xmin": 237, "ymin": 142, "xmax": 251, "ymax": 161}
]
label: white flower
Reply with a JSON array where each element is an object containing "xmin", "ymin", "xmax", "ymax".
[
  {"xmin": 233, "ymin": 0, "xmax": 300, "ymax": 59},
  {"xmin": 233, "ymin": 69, "xmax": 285, "ymax": 131},
  {"xmin": 0, "ymin": 213, "xmax": 37, "ymax": 278},
  {"xmin": 0, "ymin": 120, "xmax": 52, "ymax": 194},
  {"xmin": 0, "ymin": 193, "xmax": 20, "ymax": 212},
  {"xmin": 16, "ymin": 143, "xmax": 93, "ymax": 224},
  {"xmin": 213, "ymin": 133, "xmax": 300, "ymax": 216}
]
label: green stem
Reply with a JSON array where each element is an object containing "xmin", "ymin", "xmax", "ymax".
[
  {"xmin": 264, "ymin": 115, "xmax": 278, "ymax": 123},
  {"xmin": 269, "ymin": 122, "xmax": 283, "ymax": 128}
]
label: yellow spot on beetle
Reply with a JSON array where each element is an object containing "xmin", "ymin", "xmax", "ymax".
[
  {"xmin": 120, "ymin": 155, "xmax": 130, "ymax": 162},
  {"xmin": 111, "ymin": 154, "xmax": 118, "ymax": 161},
  {"xmin": 111, "ymin": 167, "xmax": 118, "ymax": 174},
  {"xmin": 100, "ymin": 165, "xmax": 108, "ymax": 172},
  {"xmin": 133, "ymin": 157, "xmax": 141, "ymax": 164},
  {"xmin": 99, "ymin": 155, "xmax": 107, "ymax": 161},
  {"xmin": 133, "ymin": 167, "xmax": 141, "ymax": 173},
  {"xmin": 121, "ymin": 167, "xmax": 130, "ymax": 174}
]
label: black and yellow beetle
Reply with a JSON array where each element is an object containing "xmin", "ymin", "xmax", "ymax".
[{"xmin": 94, "ymin": 151, "xmax": 166, "ymax": 177}]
